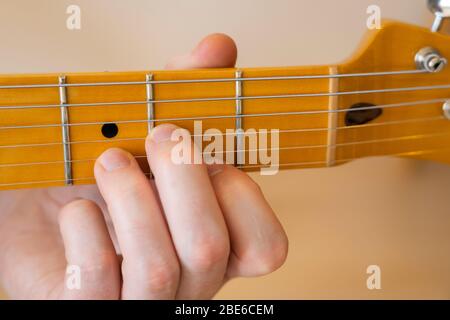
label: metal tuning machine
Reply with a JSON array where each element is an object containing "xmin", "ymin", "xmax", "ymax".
[
  {"xmin": 415, "ymin": 47, "xmax": 447, "ymax": 72},
  {"xmin": 428, "ymin": 0, "xmax": 450, "ymax": 32}
]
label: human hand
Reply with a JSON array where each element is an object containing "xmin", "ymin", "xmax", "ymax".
[{"xmin": 0, "ymin": 34, "xmax": 288, "ymax": 299}]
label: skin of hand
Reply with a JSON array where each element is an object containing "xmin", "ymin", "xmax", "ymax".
[{"xmin": 0, "ymin": 34, "xmax": 288, "ymax": 300}]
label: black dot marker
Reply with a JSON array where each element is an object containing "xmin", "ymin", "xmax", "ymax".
[{"xmin": 101, "ymin": 123, "xmax": 119, "ymax": 138}]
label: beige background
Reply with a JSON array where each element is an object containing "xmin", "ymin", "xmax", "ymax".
[{"xmin": 1, "ymin": 0, "xmax": 450, "ymax": 299}]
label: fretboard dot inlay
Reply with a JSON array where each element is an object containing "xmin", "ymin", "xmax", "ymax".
[
  {"xmin": 345, "ymin": 102, "xmax": 383, "ymax": 126},
  {"xmin": 101, "ymin": 123, "xmax": 119, "ymax": 139}
]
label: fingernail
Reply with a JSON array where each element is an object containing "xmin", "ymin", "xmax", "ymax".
[
  {"xmin": 149, "ymin": 124, "xmax": 177, "ymax": 143},
  {"xmin": 99, "ymin": 148, "xmax": 131, "ymax": 172}
]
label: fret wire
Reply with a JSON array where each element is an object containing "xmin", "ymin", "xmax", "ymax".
[
  {"xmin": 1, "ymin": 144, "xmax": 448, "ymax": 188},
  {"xmin": 235, "ymin": 70, "xmax": 244, "ymax": 167},
  {"xmin": 145, "ymin": 73, "xmax": 155, "ymax": 179},
  {"xmin": 327, "ymin": 66, "xmax": 339, "ymax": 167},
  {"xmin": 0, "ymin": 98, "xmax": 447, "ymax": 131},
  {"xmin": 146, "ymin": 73, "xmax": 155, "ymax": 133},
  {"xmin": 0, "ymin": 114, "xmax": 445, "ymax": 150},
  {"xmin": 58, "ymin": 75, "xmax": 73, "ymax": 186},
  {"xmin": 1, "ymin": 129, "xmax": 450, "ymax": 168},
  {"xmin": 0, "ymin": 69, "xmax": 429, "ymax": 90},
  {"xmin": 0, "ymin": 83, "xmax": 450, "ymax": 111}
]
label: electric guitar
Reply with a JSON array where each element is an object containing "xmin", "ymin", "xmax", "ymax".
[{"xmin": 1, "ymin": 1, "xmax": 450, "ymax": 190}]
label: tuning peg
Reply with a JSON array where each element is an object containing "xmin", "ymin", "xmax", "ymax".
[{"xmin": 428, "ymin": 0, "xmax": 450, "ymax": 32}]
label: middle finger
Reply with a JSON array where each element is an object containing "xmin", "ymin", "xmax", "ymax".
[{"xmin": 146, "ymin": 124, "xmax": 230, "ymax": 299}]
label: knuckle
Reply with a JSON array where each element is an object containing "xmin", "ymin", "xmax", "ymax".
[
  {"xmin": 108, "ymin": 178, "xmax": 151, "ymax": 207},
  {"xmin": 65, "ymin": 253, "xmax": 120, "ymax": 299},
  {"xmin": 124, "ymin": 258, "xmax": 180, "ymax": 294},
  {"xmin": 77, "ymin": 251, "xmax": 119, "ymax": 279},
  {"xmin": 187, "ymin": 238, "xmax": 230, "ymax": 272},
  {"xmin": 62, "ymin": 198, "xmax": 98, "ymax": 214},
  {"xmin": 157, "ymin": 148, "xmax": 177, "ymax": 168},
  {"xmin": 119, "ymin": 180, "xmax": 148, "ymax": 200},
  {"xmin": 59, "ymin": 199, "xmax": 100, "ymax": 222},
  {"xmin": 146, "ymin": 263, "xmax": 180, "ymax": 293},
  {"xmin": 147, "ymin": 146, "xmax": 175, "ymax": 174}
]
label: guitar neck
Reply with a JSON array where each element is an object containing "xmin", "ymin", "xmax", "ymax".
[
  {"xmin": 1, "ymin": 21, "xmax": 450, "ymax": 190},
  {"xmin": 0, "ymin": 66, "xmax": 335, "ymax": 189}
]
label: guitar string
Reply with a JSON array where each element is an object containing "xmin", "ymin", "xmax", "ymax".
[
  {"xmin": 0, "ymin": 83, "xmax": 449, "ymax": 112},
  {"xmin": 0, "ymin": 99, "xmax": 448, "ymax": 167},
  {"xmin": 1, "ymin": 130, "xmax": 449, "ymax": 168},
  {"xmin": 0, "ymin": 98, "xmax": 448, "ymax": 131},
  {"xmin": 0, "ymin": 68, "xmax": 429, "ymax": 90},
  {"xmin": 0, "ymin": 115, "xmax": 445, "ymax": 150},
  {"xmin": 0, "ymin": 145, "xmax": 447, "ymax": 188}
]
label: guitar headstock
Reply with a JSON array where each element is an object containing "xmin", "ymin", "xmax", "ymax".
[
  {"xmin": 336, "ymin": 19, "xmax": 450, "ymax": 166},
  {"xmin": 344, "ymin": 20, "xmax": 450, "ymax": 73}
]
